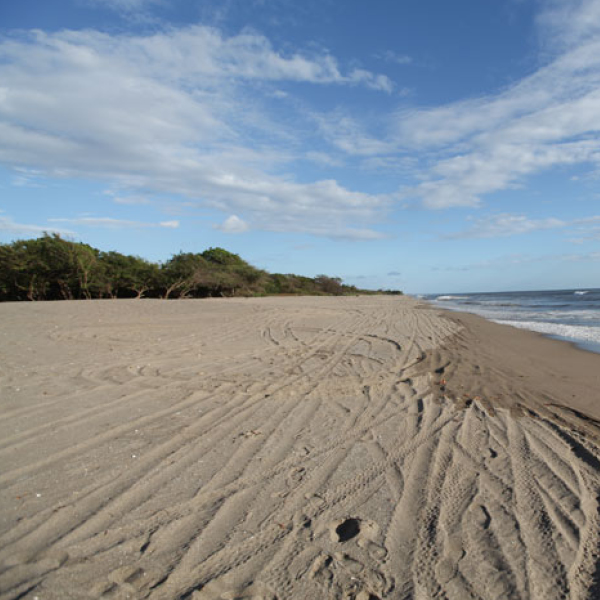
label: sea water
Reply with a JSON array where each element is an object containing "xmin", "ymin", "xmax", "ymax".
[{"xmin": 425, "ymin": 288, "xmax": 600, "ymax": 354}]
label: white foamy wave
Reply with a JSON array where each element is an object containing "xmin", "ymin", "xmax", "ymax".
[
  {"xmin": 574, "ymin": 290, "xmax": 589, "ymax": 295},
  {"xmin": 495, "ymin": 320, "xmax": 600, "ymax": 344},
  {"xmin": 545, "ymin": 309, "xmax": 600, "ymax": 321},
  {"xmin": 435, "ymin": 295, "xmax": 469, "ymax": 301}
]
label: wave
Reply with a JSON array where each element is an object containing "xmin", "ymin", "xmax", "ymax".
[
  {"xmin": 475, "ymin": 301, "xmax": 520, "ymax": 307},
  {"xmin": 574, "ymin": 290, "xmax": 589, "ymax": 295},
  {"xmin": 495, "ymin": 320, "xmax": 600, "ymax": 344},
  {"xmin": 545, "ymin": 309, "xmax": 600, "ymax": 321},
  {"xmin": 435, "ymin": 295, "xmax": 469, "ymax": 301}
]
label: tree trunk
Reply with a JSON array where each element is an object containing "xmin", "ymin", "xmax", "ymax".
[
  {"xmin": 134, "ymin": 286, "xmax": 148, "ymax": 299},
  {"xmin": 163, "ymin": 280, "xmax": 183, "ymax": 299},
  {"xmin": 27, "ymin": 276, "xmax": 36, "ymax": 301},
  {"xmin": 57, "ymin": 280, "xmax": 71, "ymax": 300}
]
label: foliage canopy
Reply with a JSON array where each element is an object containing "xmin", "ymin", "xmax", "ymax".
[{"xmin": 0, "ymin": 234, "xmax": 402, "ymax": 301}]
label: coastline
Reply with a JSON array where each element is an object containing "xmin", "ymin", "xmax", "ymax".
[
  {"xmin": 425, "ymin": 303, "xmax": 600, "ymax": 423},
  {"xmin": 1, "ymin": 296, "xmax": 599, "ymax": 599},
  {"xmin": 425, "ymin": 288, "xmax": 600, "ymax": 357}
]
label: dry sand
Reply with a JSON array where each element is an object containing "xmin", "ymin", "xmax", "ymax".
[{"xmin": 0, "ymin": 295, "xmax": 599, "ymax": 599}]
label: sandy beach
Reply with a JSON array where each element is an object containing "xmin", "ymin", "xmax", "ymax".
[{"xmin": 0, "ymin": 295, "xmax": 599, "ymax": 600}]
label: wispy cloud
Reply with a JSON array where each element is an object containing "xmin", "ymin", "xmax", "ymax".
[
  {"xmin": 448, "ymin": 214, "xmax": 567, "ymax": 239},
  {"xmin": 307, "ymin": 1, "xmax": 600, "ymax": 213},
  {"xmin": 374, "ymin": 50, "xmax": 413, "ymax": 65},
  {"xmin": 315, "ymin": 111, "xmax": 395, "ymax": 156},
  {"xmin": 537, "ymin": 0, "xmax": 600, "ymax": 50},
  {"xmin": 21, "ymin": 25, "xmax": 392, "ymax": 89},
  {"xmin": 0, "ymin": 26, "xmax": 390, "ymax": 240},
  {"xmin": 81, "ymin": 0, "xmax": 164, "ymax": 16},
  {"xmin": 0, "ymin": 215, "xmax": 74, "ymax": 236},
  {"xmin": 48, "ymin": 217, "xmax": 179, "ymax": 229},
  {"xmin": 105, "ymin": 190, "xmax": 153, "ymax": 205},
  {"xmin": 562, "ymin": 250, "xmax": 600, "ymax": 261},
  {"xmin": 393, "ymin": 0, "xmax": 600, "ymax": 208},
  {"xmin": 304, "ymin": 151, "xmax": 345, "ymax": 168},
  {"xmin": 11, "ymin": 167, "xmax": 46, "ymax": 188},
  {"xmin": 3, "ymin": 0, "xmax": 599, "ymax": 246},
  {"xmin": 447, "ymin": 212, "xmax": 600, "ymax": 240},
  {"xmin": 568, "ymin": 214, "xmax": 600, "ymax": 242},
  {"xmin": 159, "ymin": 220, "xmax": 180, "ymax": 228},
  {"xmin": 433, "ymin": 249, "xmax": 600, "ymax": 273}
]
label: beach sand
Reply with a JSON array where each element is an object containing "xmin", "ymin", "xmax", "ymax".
[{"xmin": 0, "ymin": 295, "xmax": 599, "ymax": 599}]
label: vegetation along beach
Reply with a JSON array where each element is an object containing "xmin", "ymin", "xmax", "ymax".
[{"xmin": 1, "ymin": 0, "xmax": 600, "ymax": 598}]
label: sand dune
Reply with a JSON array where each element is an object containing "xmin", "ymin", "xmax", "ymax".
[{"xmin": 0, "ymin": 296, "xmax": 599, "ymax": 599}]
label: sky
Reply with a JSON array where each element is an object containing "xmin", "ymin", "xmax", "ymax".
[{"xmin": 0, "ymin": 0, "xmax": 599, "ymax": 294}]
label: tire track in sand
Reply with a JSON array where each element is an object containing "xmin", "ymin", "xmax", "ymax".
[{"xmin": 1, "ymin": 297, "xmax": 599, "ymax": 600}]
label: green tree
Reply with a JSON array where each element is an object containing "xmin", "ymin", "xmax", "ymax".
[
  {"xmin": 314, "ymin": 275, "xmax": 344, "ymax": 295},
  {"xmin": 160, "ymin": 252, "xmax": 210, "ymax": 298},
  {"xmin": 201, "ymin": 247, "xmax": 245, "ymax": 266},
  {"xmin": 99, "ymin": 252, "xmax": 159, "ymax": 298},
  {"xmin": 0, "ymin": 235, "xmax": 389, "ymax": 302}
]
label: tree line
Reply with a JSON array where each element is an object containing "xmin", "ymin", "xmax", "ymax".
[{"xmin": 0, "ymin": 234, "xmax": 402, "ymax": 301}]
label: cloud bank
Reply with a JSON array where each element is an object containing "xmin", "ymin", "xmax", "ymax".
[
  {"xmin": 394, "ymin": 0, "xmax": 600, "ymax": 208},
  {"xmin": 1, "ymin": 0, "xmax": 599, "ymax": 241},
  {"xmin": 0, "ymin": 26, "xmax": 390, "ymax": 240}
]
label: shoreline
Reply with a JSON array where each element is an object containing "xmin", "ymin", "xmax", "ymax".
[
  {"xmin": 424, "ymin": 303, "xmax": 600, "ymax": 424},
  {"xmin": 424, "ymin": 289, "xmax": 600, "ymax": 357}
]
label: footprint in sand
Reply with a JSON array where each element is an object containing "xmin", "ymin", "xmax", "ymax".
[
  {"xmin": 191, "ymin": 581, "xmax": 278, "ymax": 599},
  {"xmin": 307, "ymin": 517, "xmax": 392, "ymax": 599},
  {"xmin": 329, "ymin": 517, "xmax": 388, "ymax": 561},
  {"xmin": 89, "ymin": 565, "xmax": 149, "ymax": 598}
]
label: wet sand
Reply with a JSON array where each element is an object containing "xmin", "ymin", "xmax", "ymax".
[{"xmin": 0, "ymin": 296, "xmax": 599, "ymax": 599}]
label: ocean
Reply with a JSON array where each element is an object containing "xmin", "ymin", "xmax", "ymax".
[{"xmin": 425, "ymin": 288, "xmax": 600, "ymax": 354}]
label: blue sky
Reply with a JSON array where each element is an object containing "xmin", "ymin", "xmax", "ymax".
[{"xmin": 0, "ymin": 0, "xmax": 599, "ymax": 293}]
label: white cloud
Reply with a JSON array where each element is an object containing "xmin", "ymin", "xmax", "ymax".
[
  {"xmin": 89, "ymin": 0, "xmax": 154, "ymax": 7},
  {"xmin": 390, "ymin": 1, "xmax": 600, "ymax": 208},
  {"xmin": 11, "ymin": 166, "xmax": 46, "ymax": 188},
  {"xmin": 14, "ymin": 26, "xmax": 390, "ymax": 89},
  {"xmin": 113, "ymin": 196, "xmax": 152, "ymax": 205},
  {"xmin": 447, "ymin": 212, "xmax": 600, "ymax": 240},
  {"xmin": 433, "ymin": 249, "xmax": 600, "ymax": 273},
  {"xmin": 315, "ymin": 112, "xmax": 396, "ymax": 156},
  {"xmin": 537, "ymin": 0, "xmax": 600, "ymax": 50},
  {"xmin": 576, "ymin": 215, "xmax": 600, "ymax": 224},
  {"xmin": 347, "ymin": 69, "xmax": 393, "ymax": 93},
  {"xmin": 81, "ymin": 0, "xmax": 164, "ymax": 17},
  {"xmin": 448, "ymin": 214, "xmax": 566, "ymax": 239},
  {"xmin": 569, "ymin": 214, "xmax": 600, "ymax": 241},
  {"xmin": 310, "ymin": 228, "xmax": 387, "ymax": 241},
  {"xmin": 375, "ymin": 50, "xmax": 413, "ymax": 65},
  {"xmin": 431, "ymin": 254, "xmax": 536, "ymax": 272},
  {"xmin": 305, "ymin": 151, "xmax": 344, "ymax": 167},
  {"xmin": 49, "ymin": 217, "xmax": 178, "ymax": 229},
  {"xmin": 360, "ymin": 155, "xmax": 417, "ymax": 174},
  {"xmin": 105, "ymin": 190, "xmax": 152, "ymax": 205},
  {"xmin": 295, "ymin": 1, "xmax": 600, "ymax": 211},
  {"xmin": 0, "ymin": 215, "xmax": 74, "ymax": 236},
  {"xmin": 562, "ymin": 251, "xmax": 600, "ymax": 261},
  {"xmin": 215, "ymin": 215, "xmax": 249, "ymax": 234},
  {"xmin": 0, "ymin": 26, "xmax": 390, "ymax": 240}
]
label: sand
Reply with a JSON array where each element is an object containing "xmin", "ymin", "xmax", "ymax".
[{"xmin": 0, "ymin": 295, "xmax": 599, "ymax": 599}]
